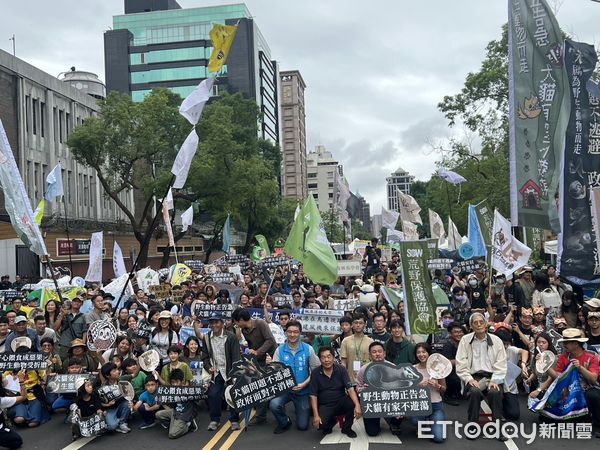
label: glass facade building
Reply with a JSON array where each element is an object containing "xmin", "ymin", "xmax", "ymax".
[{"xmin": 104, "ymin": 1, "xmax": 280, "ymax": 143}]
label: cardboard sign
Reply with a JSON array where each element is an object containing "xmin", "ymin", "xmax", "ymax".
[
  {"xmin": 98, "ymin": 384, "xmax": 123, "ymax": 403},
  {"xmin": 193, "ymin": 303, "xmax": 235, "ymax": 319},
  {"xmin": 156, "ymin": 385, "xmax": 206, "ymax": 403},
  {"xmin": 0, "ymin": 353, "xmax": 47, "ymax": 371},
  {"xmin": 360, "ymin": 361, "xmax": 432, "ymax": 418},
  {"xmin": 149, "ymin": 284, "xmax": 170, "ymax": 299},
  {"xmin": 227, "ymin": 358, "xmax": 296, "ymax": 412},
  {"xmin": 337, "ymin": 260, "xmax": 362, "ymax": 276},
  {"xmin": 427, "ymin": 258, "xmax": 455, "ymax": 270},
  {"xmin": 78, "ymin": 413, "xmax": 108, "ymax": 437},
  {"xmin": 184, "ymin": 260, "xmax": 203, "ymax": 271},
  {"xmin": 171, "ymin": 287, "xmax": 185, "ymax": 304},
  {"xmin": 46, "ymin": 374, "xmax": 90, "ymax": 394}
]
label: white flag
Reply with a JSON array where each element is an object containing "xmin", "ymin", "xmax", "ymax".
[
  {"xmin": 181, "ymin": 205, "xmax": 194, "ymax": 232},
  {"xmin": 447, "ymin": 218, "xmax": 462, "ymax": 251},
  {"xmin": 336, "ymin": 176, "xmax": 351, "ymax": 223},
  {"xmin": 45, "ymin": 163, "xmax": 64, "ymax": 202},
  {"xmin": 162, "ymin": 201, "xmax": 175, "ymax": 247},
  {"xmin": 381, "ymin": 207, "xmax": 400, "ymax": 230},
  {"xmin": 402, "ymin": 220, "xmax": 419, "ymax": 240},
  {"xmin": 179, "ymin": 77, "xmax": 215, "ymax": 125},
  {"xmin": 428, "ymin": 209, "xmax": 446, "ymax": 241},
  {"xmin": 386, "ymin": 228, "xmax": 405, "ymax": 245},
  {"xmin": 85, "ymin": 232, "xmax": 103, "ymax": 282},
  {"xmin": 165, "ymin": 188, "xmax": 174, "ymax": 210},
  {"xmin": 397, "ymin": 190, "xmax": 422, "ymax": 224},
  {"xmin": 102, "ymin": 273, "xmax": 134, "ymax": 306},
  {"xmin": 294, "ymin": 203, "xmax": 301, "ymax": 220},
  {"xmin": 171, "ymin": 129, "xmax": 199, "ymax": 189},
  {"xmin": 113, "ymin": 241, "xmax": 126, "ymax": 278},
  {"xmin": 492, "ymin": 209, "xmax": 532, "ymax": 276},
  {"xmin": 136, "ymin": 268, "xmax": 159, "ymax": 294}
]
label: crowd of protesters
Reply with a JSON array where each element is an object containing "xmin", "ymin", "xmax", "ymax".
[{"xmin": 0, "ymin": 240, "xmax": 598, "ymax": 448}]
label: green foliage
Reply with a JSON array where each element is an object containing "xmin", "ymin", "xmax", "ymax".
[
  {"xmin": 320, "ymin": 209, "xmax": 345, "ymax": 243},
  {"xmin": 351, "ymin": 218, "xmax": 371, "ymax": 240}
]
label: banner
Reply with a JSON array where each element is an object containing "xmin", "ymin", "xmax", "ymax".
[
  {"xmin": 428, "ymin": 209, "xmax": 445, "ymax": 242},
  {"xmin": 181, "ymin": 205, "xmax": 193, "ymax": 232},
  {"xmin": 0, "ymin": 119, "xmax": 48, "ymax": 256},
  {"xmin": 46, "ymin": 374, "xmax": 89, "ymax": 393},
  {"xmin": 386, "ymin": 228, "xmax": 404, "ymax": 247},
  {"xmin": 447, "ymin": 218, "xmax": 462, "ymax": 250},
  {"xmin": 474, "ymin": 199, "xmax": 494, "ymax": 246},
  {"xmin": 401, "ymin": 220, "xmax": 419, "ymax": 240},
  {"xmin": 492, "ymin": 209, "xmax": 532, "ymax": 276},
  {"xmin": 508, "ymin": 0, "xmax": 570, "ymax": 231},
  {"xmin": 84, "ymin": 232, "xmax": 103, "ymax": 282},
  {"xmin": 398, "ymin": 240, "xmax": 438, "ymax": 335},
  {"xmin": 156, "ymin": 385, "xmax": 206, "ymax": 403},
  {"xmin": 222, "ymin": 214, "xmax": 230, "ymax": 254},
  {"xmin": 45, "ymin": 163, "xmax": 63, "ymax": 202},
  {"xmin": 284, "ymin": 195, "xmax": 337, "ymax": 284},
  {"xmin": 255, "ymin": 234, "xmax": 270, "ymax": 256},
  {"xmin": 179, "ymin": 77, "xmax": 215, "ymax": 126},
  {"xmin": 467, "ymin": 205, "xmax": 487, "ymax": 257},
  {"xmin": 381, "ymin": 207, "xmax": 400, "ymax": 230},
  {"xmin": 0, "ymin": 353, "xmax": 47, "ymax": 371},
  {"xmin": 397, "ymin": 190, "xmax": 422, "ymax": 224},
  {"xmin": 529, "ymin": 363, "xmax": 588, "ymax": 419},
  {"xmin": 136, "ymin": 268, "xmax": 159, "ymax": 294},
  {"xmin": 208, "ymin": 24, "xmax": 238, "ymax": 74},
  {"xmin": 113, "ymin": 241, "xmax": 126, "ymax": 278},
  {"xmin": 558, "ymin": 40, "xmax": 600, "ymax": 283},
  {"xmin": 171, "ymin": 129, "xmax": 200, "ymax": 189}
]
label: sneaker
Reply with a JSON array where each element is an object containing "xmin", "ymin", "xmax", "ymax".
[
  {"xmin": 342, "ymin": 428, "xmax": 357, "ymax": 438},
  {"xmin": 139, "ymin": 422, "xmax": 157, "ymax": 430},
  {"xmin": 116, "ymin": 423, "xmax": 131, "ymax": 434},
  {"xmin": 231, "ymin": 422, "xmax": 240, "ymax": 431},
  {"xmin": 273, "ymin": 418, "xmax": 292, "ymax": 434},
  {"xmin": 160, "ymin": 421, "xmax": 168, "ymax": 429},
  {"xmin": 207, "ymin": 421, "xmax": 219, "ymax": 431},
  {"xmin": 189, "ymin": 419, "xmax": 198, "ymax": 433}
]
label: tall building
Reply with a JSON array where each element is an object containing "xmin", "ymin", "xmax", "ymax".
[
  {"xmin": 105, "ymin": 0, "xmax": 280, "ymax": 143},
  {"xmin": 386, "ymin": 166, "xmax": 415, "ymax": 211},
  {"xmin": 356, "ymin": 194, "xmax": 371, "ymax": 231},
  {"xmin": 371, "ymin": 214, "xmax": 382, "ymax": 238},
  {"xmin": 280, "ymin": 70, "xmax": 307, "ymax": 200},
  {"xmin": 306, "ymin": 145, "xmax": 347, "ymax": 215}
]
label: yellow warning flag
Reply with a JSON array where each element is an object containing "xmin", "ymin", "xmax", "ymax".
[
  {"xmin": 208, "ymin": 24, "xmax": 238, "ymax": 73},
  {"xmin": 34, "ymin": 199, "xmax": 45, "ymax": 226}
]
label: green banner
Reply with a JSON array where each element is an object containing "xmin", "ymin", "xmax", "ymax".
[
  {"xmin": 474, "ymin": 199, "xmax": 494, "ymax": 246},
  {"xmin": 525, "ymin": 227, "xmax": 544, "ymax": 261},
  {"xmin": 508, "ymin": 0, "xmax": 570, "ymax": 232},
  {"xmin": 398, "ymin": 240, "xmax": 438, "ymax": 335},
  {"xmin": 425, "ymin": 238, "xmax": 439, "ymax": 261}
]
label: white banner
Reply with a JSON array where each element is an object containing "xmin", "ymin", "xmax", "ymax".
[
  {"xmin": 85, "ymin": 232, "xmax": 103, "ymax": 282},
  {"xmin": 113, "ymin": 241, "xmax": 126, "ymax": 278},
  {"xmin": 136, "ymin": 268, "xmax": 160, "ymax": 294},
  {"xmin": 397, "ymin": 190, "xmax": 422, "ymax": 224},
  {"xmin": 381, "ymin": 207, "xmax": 400, "ymax": 230},
  {"xmin": 428, "ymin": 209, "xmax": 446, "ymax": 241},
  {"xmin": 337, "ymin": 260, "xmax": 362, "ymax": 276},
  {"xmin": 492, "ymin": 209, "xmax": 532, "ymax": 276},
  {"xmin": 102, "ymin": 273, "xmax": 134, "ymax": 306},
  {"xmin": 447, "ymin": 218, "xmax": 462, "ymax": 251},
  {"xmin": 402, "ymin": 221, "xmax": 419, "ymax": 240}
]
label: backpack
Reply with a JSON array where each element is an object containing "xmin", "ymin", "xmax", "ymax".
[{"xmin": 541, "ymin": 288, "xmax": 561, "ymax": 308}]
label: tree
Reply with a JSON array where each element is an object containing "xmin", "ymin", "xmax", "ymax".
[
  {"xmin": 67, "ymin": 89, "xmax": 189, "ymax": 266},
  {"xmin": 320, "ymin": 209, "xmax": 345, "ymax": 243}
]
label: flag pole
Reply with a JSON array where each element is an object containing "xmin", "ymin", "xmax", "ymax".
[
  {"xmin": 62, "ymin": 199, "xmax": 75, "ymax": 277},
  {"xmin": 113, "ymin": 174, "xmax": 176, "ymax": 316},
  {"xmin": 44, "ymin": 256, "xmax": 64, "ymax": 303}
]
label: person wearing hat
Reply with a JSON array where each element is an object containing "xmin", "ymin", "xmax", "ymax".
[
  {"xmin": 586, "ymin": 311, "xmax": 600, "ymax": 348},
  {"xmin": 56, "ymin": 296, "xmax": 86, "ymax": 361},
  {"xmin": 516, "ymin": 266, "xmax": 535, "ymax": 306},
  {"xmin": 585, "ymin": 297, "xmax": 600, "ymax": 312},
  {"xmin": 5, "ymin": 316, "xmax": 39, "ymax": 353},
  {"xmin": 63, "ymin": 339, "xmax": 99, "ymax": 373},
  {"xmin": 536, "ymin": 328, "xmax": 600, "ymax": 437},
  {"xmin": 150, "ymin": 311, "xmax": 179, "ymax": 367},
  {"xmin": 201, "ymin": 312, "xmax": 241, "ymax": 431}
]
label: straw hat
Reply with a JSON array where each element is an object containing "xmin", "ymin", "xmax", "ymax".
[
  {"xmin": 158, "ymin": 310, "xmax": 172, "ymax": 320},
  {"xmin": 557, "ymin": 328, "xmax": 588, "ymax": 343},
  {"xmin": 70, "ymin": 338, "xmax": 86, "ymax": 349},
  {"xmin": 584, "ymin": 298, "xmax": 600, "ymax": 309}
]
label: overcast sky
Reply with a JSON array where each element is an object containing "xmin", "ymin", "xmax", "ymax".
[{"xmin": 1, "ymin": 1, "xmax": 598, "ymax": 215}]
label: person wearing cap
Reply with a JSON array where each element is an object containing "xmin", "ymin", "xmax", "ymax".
[
  {"xmin": 150, "ymin": 311, "xmax": 179, "ymax": 367},
  {"xmin": 586, "ymin": 311, "xmax": 600, "ymax": 348},
  {"xmin": 456, "ymin": 312, "xmax": 507, "ymax": 435},
  {"xmin": 201, "ymin": 312, "xmax": 241, "ymax": 431},
  {"xmin": 56, "ymin": 296, "xmax": 86, "ymax": 360},
  {"xmin": 5, "ymin": 316, "xmax": 39, "ymax": 353},
  {"xmin": 536, "ymin": 328, "xmax": 600, "ymax": 437},
  {"xmin": 516, "ymin": 266, "xmax": 535, "ymax": 306}
]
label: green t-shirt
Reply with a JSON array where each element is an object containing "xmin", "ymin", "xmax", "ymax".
[
  {"xmin": 161, "ymin": 362, "xmax": 193, "ymax": 384},
  {"xmin": 131, "ymin": 371, "xmax": 147, "ymax": 397}
]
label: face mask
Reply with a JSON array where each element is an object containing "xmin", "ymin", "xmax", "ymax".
[
  {"xmin": 469, "ymin": 280, "xmax": 478, "ymax": 287},
  {"xmin": 442, "ymin": 318, "xmax": 453, "ymax": 327},
  {"xmin": 496, "ymin": 279, "xmax": 505, "ymax": 285}
]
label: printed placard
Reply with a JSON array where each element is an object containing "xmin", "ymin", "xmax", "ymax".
[
  {"xmin": 260, "ymin": 256, "xmax": 289, "ymax": 268},
  {"xmin": 97, "ymin": 384, "xmax": 123, "ymax": 403},
  {"xmin": 228, "ymin": 358, "xmax": 296, "ymax": 412},
  {"xmin": 1, "ymin": 290, "xmax": 22, "ymax": 302},
  {"xmin": 272, "ymin": 294, "xmax": 292, "ymax": 307},
  {"xmin": 359, "ymin": 361, "xmax": 432, "ymax": 418},
  {"xmin": 193, "ymin": 303, "xmax": 235, "ymax": 319},
  {"xmin": 171, "ymin": 286, "xmax": 185, "ymax": 304},
  {"xmin": 46, "ymin": 374, "xmax": 90, "ymax": 393},
  {"xmin": 156, "ymin": 385, "xmax": 206, "ymax": 403},
  {"xmin": 452, "ymin": 259, "xmax": 486, "ymax": 273},
  {"xmin": 337, "ymin": 260, "xmax": 362, "ymax": 276},
  {"xmin": 149, "ymin": 284, "xmax": 170, "ymax": 299},
  {"xmin": 184, "ymin": 260, "xmax": 203, "ymax": 271},
  {"xmin": 331, "ymin": 299, "xmax": 360, "ymax": 311},
  {"xmin": 0, "ymin": 353, "xmax": 47, "ymax": 370},
  {"xmin": 133, "ymin": 320, "xmax": 153, "ymax": 340},
  {"xmin": 427, "ymin": 258, "xmax": 455, "ymax": 270},
  {"xmin": 209, "ymin": 273, "xmax": 235, "ymax": 284},
  {"xmin": 78, "ymin": 413, "xmax": 108, "ymax": 437},
  {"xmin": 294, "ymin": 309, "xmax": 344, "ymax": 334},
  {"xmin": 87, "ymin": 320, "xmax": 117, "ymax": 351},
  {"xmin": 226, "ymin": 254, "xmax": 249, "ymax": 266}
]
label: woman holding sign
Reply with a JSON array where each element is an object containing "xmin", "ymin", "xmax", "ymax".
[{"xmin": 410, "ymin": 343, "xmax": 447, "ymax": 443}]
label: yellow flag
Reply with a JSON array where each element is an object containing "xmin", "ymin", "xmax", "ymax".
[
  {"xmin": 208, "ymin": 24, "xmax": 238, "ymax": 73},
  {"xmin": 34, "ymin": 199, "xmax": 45, "ymax": 226},
  {"xmin": 169, "ymin": 263, "xmax": 191, "ymax": 286}
]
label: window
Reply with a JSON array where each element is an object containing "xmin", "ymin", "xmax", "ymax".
[
  {"xmin": 313, "ymin": 193, "xmax": 318, "ymax": 199},
  {"xmin": 308, "ymin": 183, "xmax": 317, "ymax": 189},
  {"xmin": 40, "ymin": 102, "xmax": 45, "ymax": 137},
  {"xmin": 328, "ymin": 182, "xmax": 334, "ymax": 188},
  {"xmin": 59, "ymin": 110, "xmax": 64, "ymax": 143},
  {"xmin": 66, "ymin": 112, "xmax": 70, "ymax": 137},
  {"xmin": 25, "ymin": 96, "xmax": 30, "ymax": 133},
  {"xmin": 328, "ymin": 192, "xmax": 334, "ymax": 198},
  {"xmin": 33, "ymin": 163, "xmax": 39, "ymax": 199},
  {"xmin": 130, "ymin": 66, "xmax": 207, "ymax": 84},
  {"xmin": 32, "ymin": 99, "xmax": 37, "ymax": 135},
  {"xmin": 53, "ymin": 107, "xmax": 58, "ymax": 143},
  {"xmin": 307, "ymin": 172, "xmax": 317, "ymax": 178}
]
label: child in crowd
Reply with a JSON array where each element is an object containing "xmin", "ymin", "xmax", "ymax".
[
  {"xmin": 134, "ymin": 376, "xmax": 160, "ymax": 429},
  {"xmin": 156, "ymin": 369, "xmax": 198, "ymax": 439},
  {"xmin": 159, "ymin": 345, "xmax": 193, "ymax": 384},
  {"xmin": 73, "ymin": 378, "xmax": 102, "ymax": 441},
  {"xmin": 122, "ymin": 358, "xmax": 147, "ymax": 398}
]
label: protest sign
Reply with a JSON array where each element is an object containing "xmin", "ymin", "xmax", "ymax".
[
  {"xmin": 87, "ymin": 320, "xmax": 117, "ymax": 351},
  {"xmin": 226, "ymin": 254, "xmax": 249, "ymax": 266},
  {"xmin": 136, "ymin": 268, "xmax": 159, "ymax": 294},
  {"xmin": 156, "ymin": 385, "xmax": 206, "ymax": 403},
  {"xmin": 452, "ymin": 258, "xmax": 486, "ymax": 273},
  {"xmin": 427, "ymin": 258, "xmax": 454, "ymax": 271},
  {"xmin": 138, "ymin": 349, "xmax": 161, "ymax": 372},
  {"xmin": 0, "ymin": 353, "xmax": 47, "ymax": 371},
  {"xmin": 209, "ymin": 273, "xmax": 234, "ymax": 284},
  {"xmin": 214, "ymin": 284, "xmax": 244, "ymax": 304},
  {"xmin": 133, "ymin": 320, "xmax": 153, "ymax": 340},
  {"xmin": 260, "ymin": 256, "xmax": 289, "ymax": 269},
  {"xmin": 171, "ymin": 286, "xmax": 185, "ymax": 304},
  {"xmin": 1, "ymin": 290, "xmax": 22, "ymax": 302},
  {"xmin": 337, "ymin": 260, "xmax": 362, "ymax": 277},
  {"xmin": 331, "ymin": 299, "xmax": 360, "ymax": 311},
  {"xmin": 227, "ymin": 358, "xmax": 296, "ymax": 412},
  {"xmin": 193, "ymin": 303, "xmax": 236, "ymax": 319},
  {"xmin": 294, "ymin": 309, "xmax": 344, "ymax": 333},
  {"xmin": 46, "ymin": 374, "xmax": 90, "ymax": 394},
  {"xmin": 360, "ymin": 361, "xmax": 431, "ymax": 418},
  {"xmin": 272, "ymin": 294, "xmax": 292, "ymax": 307},
  {"xmin": 98, "ymin": 384, "xmax": 123, "ymax": 403},
  {"xmin": 78, "ymin": 413, "xmax": 108, "ymax": 437},
  {"xmin": 184, "ymin": 260, "xmax": 203, "ymax": 271},
  {"xmin": 529, "ymin": 364, "xmax": 588, "ymax": 420},
  {"xmin": 149, "ymin": 284, "xmax": 170, "ymax": 299},
  {"xmin": 157, "ymin": 268, "xmax": 170, "ymax": 279}
]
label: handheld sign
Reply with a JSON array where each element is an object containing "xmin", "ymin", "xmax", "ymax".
[
  {"xmin": 133, "ymin": 320, "xmax": 153, "ymax": 340},
  {"xmin": 87, "ymin": 320, "xmax": 117, "ymax": 351},
  {"xmin": 156, "ymin": 385, "xmax": 206, "ymax": 403},
  {"xmin": 426, "ymin": 353, "xmax": 452, "ymax": 379},
  {"xmin": 0, "ymin": 353, "xmax": 47, "ymax": 371},
  {"xmin": 360, "ymin": 361, "xmax": 432, "ymax": 418},
  {"xmin": 77, "ymin": 413, "xmax": 108, "ymax": 437},
  {"xmin": 149, "ymin": 284, "xmax": 170, "ymax": 300},
  {"xmin": 46, "ymin": 374, "xmax": 90, "ymax": 394},
  {"xmin": 536, "ymin": 350, "xmax": 557, "ymax": 374},
  {"xmin": 119, "ymin": 381, "xmax": 135, "ymax": 401},
  {"xmin": 138, "ymin": 349, "xmax": 160, "ymax": 372},
  {"xmin": 98, "ymin": 384, "xmax": 123, "ymax": 403},
  {"xmin": 193, "ymin": 303, "xmax": 235, "ymax": 319}
]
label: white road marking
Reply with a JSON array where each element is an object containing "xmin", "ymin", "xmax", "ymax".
[
  {"xmin": 481, "ymin": 399, "xmax": 519, "ymax": 450},
  {"xmin": 320, "ymin": 418, "xmax": 401, "ymax": 449},
  {"xmin": 60, "ymin": 436, "xmax": 96, "ymax": 450}
]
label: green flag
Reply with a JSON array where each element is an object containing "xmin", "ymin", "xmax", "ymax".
[
  {"xmin": 255, "ymin": 234, "xmax": 271, "ymax": 256},
  {"xmin": 474, "ymin": 199, "xmax": 494, "ymax": 246},
  {"xmin": 508, "ymin": 0, "xmax": 570, "ymax": 232},
  {"xmin": 284, "ymin": 195, "xmax": 337, "ymax": 284},
  {"xmin": 399, "ymin": 240, "xmax": 438, "ymax": 335}
]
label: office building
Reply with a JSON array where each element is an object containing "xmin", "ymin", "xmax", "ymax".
[
  {"xmin": 280, "ymin": 70, "xmax": 307, "ymax": 200},
  {"xmin": 386, "ymin": 166, "xmax": 415, "ymax": 211},
  {"xmin": 105, "ymin": 0, "xmax": 280, "ymax": 143},
  {"xmin": 306, "ymin": 145, "xmax": 349, "ymax": 220},
  {"xmin": 356, "ymin": 193, "xmax": 371, "ymax": 231}
]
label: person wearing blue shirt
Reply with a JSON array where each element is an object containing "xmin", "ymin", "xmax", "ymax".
[
  {"xmin": 268, "ymin": 320, "xmax": 320, "ymax": 434},
  {"xmin": 134, "ymin": 376, "xmax": 160, "ymax": 429}
]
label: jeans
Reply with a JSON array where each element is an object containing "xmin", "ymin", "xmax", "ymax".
[
  {"xmin": 410, "ymin": 402, "xmax": 446, "ymax": 443},
  {"xmin": 138, "ymin": 404, "xmax": 157, "ymax": 425},
  {"xmin": 269, "ymin": 392, "xmax": 310, "ymax": 431},
  {"xmin": 105, "ymin": 401, "xmax": 130, "ymax": 430},
  {"xmin": 52, "ymin": 396, "xmax": 75, "ymax": 412},
  {"xmin": 207, "ymin": 374, "xmax": 239, "ymax": 423},
  {"xmin": 502, "ymin": 393, "xmax": 520, "ymax": 421}
]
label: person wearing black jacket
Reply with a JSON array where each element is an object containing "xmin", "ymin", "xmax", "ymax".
[{"xmin": 201, "ymin": 312, "xmax": 241, "ymax": 432}]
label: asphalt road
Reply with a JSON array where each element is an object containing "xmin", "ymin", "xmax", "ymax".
[{"xmin": 15, "ymin": 397, "xmax": 599, "ymax": 450}]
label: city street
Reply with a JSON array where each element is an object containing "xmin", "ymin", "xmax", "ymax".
[{"xmin": 17, "ymin": 397, "xmax": 598, "ymax": 450}]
